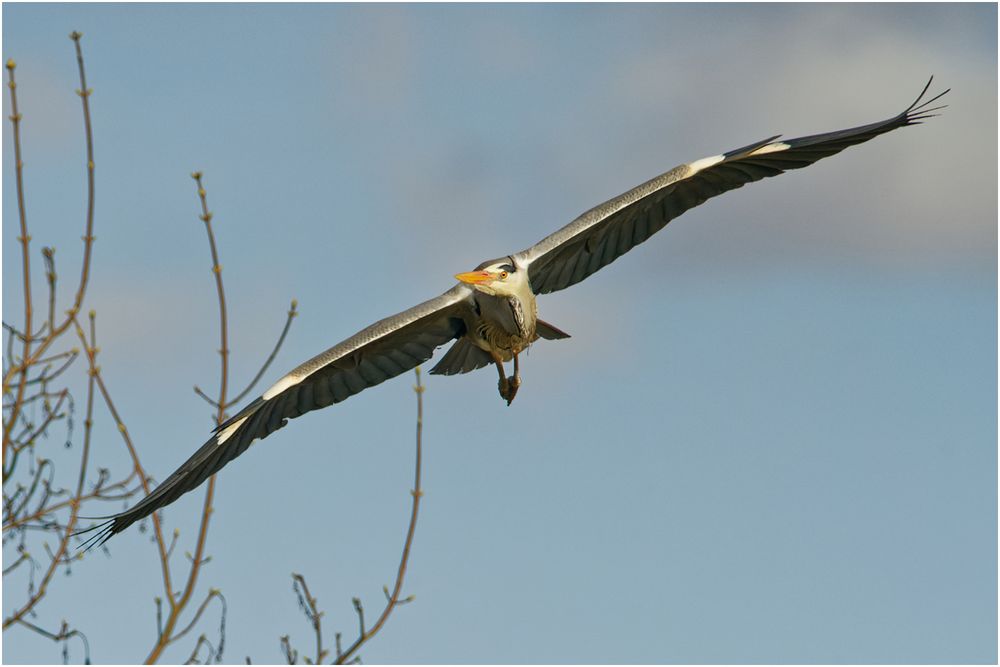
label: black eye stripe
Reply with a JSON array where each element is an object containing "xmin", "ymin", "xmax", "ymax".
[{"xmin": 474, "ymin": 257, "xmax": 518, "ymax": 272}]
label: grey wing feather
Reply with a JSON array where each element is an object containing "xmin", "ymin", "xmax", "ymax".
[
  {"xmin": 516, "ymin": 78, "xmax": 948, "ymax": 295},
  {"xmin": 77, "ymin": 285, "xmax": 474, "ymax": 549}
]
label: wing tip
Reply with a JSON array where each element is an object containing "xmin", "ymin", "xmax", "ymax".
[
  {"xmin": 903, "ymin": 76, "xmax": 949, "ymax": 124},
  {"xmin": 73, "ymin": 518, "xmax": 118, "ymax": 552}
]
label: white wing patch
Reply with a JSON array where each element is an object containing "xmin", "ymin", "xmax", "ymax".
[
  {"xmin": 262, "ymin": 373, "xmax": 303, "ymax": 401},
  {"xmin": 216, "ymin": 415, "xmax": 249, "ymax": 446},
  {"xmin": 687, "ymin": 154, "xmax": 725, "ymax": 174},
  {"xmin": 750, "ymin": 141, "xmax": 791, "ymax": 155}
]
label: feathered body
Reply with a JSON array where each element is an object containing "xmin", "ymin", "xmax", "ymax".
[{"xmin": 465, "ymin": 258, "xmax": 538, "ymax": 360}]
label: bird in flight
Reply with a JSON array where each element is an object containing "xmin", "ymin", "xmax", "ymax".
[{"xmin": 78, "ymin": 79, "xmax": 947, "ymax": 550}]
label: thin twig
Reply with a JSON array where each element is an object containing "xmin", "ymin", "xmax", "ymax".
[
  {"xmin": 21, "ymin": 350, "xmax": 79, "ymax": 386},
  {"xmin": 4, "ymin": 322, "xmax": 18, "ymax": 377},
  {"xmin": 335, "ymin": 367, "xmax": 425, "ymax": 664},
  {"xmin": 65, "ymin": 31, "xmax": 97, "ymax": 329},
  {"xmin": 144, "ymin": 172, "xmax": 229, "ymax": 664},
  {"xmin": 183, "ymin": 635, "xmax": 215, "ymax": 665},
  {"xmin": 192, "ymin": 171, "xmax": 229, "ymax": 422},
  {"xmin": 3, "ymin": 56, "xmax": 34, "ymax": 469},
  {"xmin": 19, "ymin": 390, "xmax": 68, "ymax": 450},
  {"xmin": 292, "ymin": 574, "xmax": 326, "ymax": 665},
  {"xmin": 280, "ymin": 635, "xmax": 298, "ymax": 665},
  {"xmin": 171, "ymin": 589, "xmax": 225, "ymax": 644},
  {"xmin": 352, "ymin": 598, "xmax": 365, "ymax": 641},
  {"xmin": 192, "ymin": 385, "xmax": 220, "ymax": 409},
  {"xmin": 3, "ymin": 551, "xmax": 30, "ymax": 576},
  {"xmin": 74, "ymin": 312, "xmax": 96, "ymax": 500},
  {"xmin": 227, "ymin": 300, "xmax": 298, "ymax": 405},
  {"xmin": 10, "ymin": 459, "xmax": 53, "ymax": 523},
  {"xmin": 13, "ymin": 618, "xmax": 91, "ymax": 664},
  {"xmin": 42, "ymin": 247, "xmax": 56, "ymax": 335},
  {"xmin": 164, "ymin": 528, "xmax": 180, "ymax": 563}
]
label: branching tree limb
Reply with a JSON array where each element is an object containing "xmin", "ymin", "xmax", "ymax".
[
  {"xmin": 5, "ymin": 32, "xmax": 419, "ymax": 665},
  {"xmin": 2, "ymin": 37, "xmax": 121, "ymax": 653},
  {"xmin": 336, "ymin": 368, "xmax": 424, "ymax": 664},
  {"xmin": 2, "ymin": 34, "xmax": 293, "ymax": 664},
  {"xmin": 283, "ymin": 368, "xmax": 426, "ymax": 665},
  {"xmin": 143, "ymin": 172, "xmax": 294, "ymax": 664}
]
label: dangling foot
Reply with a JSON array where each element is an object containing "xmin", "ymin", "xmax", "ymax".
[
  {"xmin": 497, "ymin": 375, "xmax": 511, "ymax": 403},
  {"xmin": 502, "ymin": 374, "xmax": 521, "ymax": 405},
  {"xmin": 505, "ymin": 352, "xmax": 522, "ymax": 405},
  {"xmin": 492, "ymin": 351, "xmax": 522, "ymax": 405}
]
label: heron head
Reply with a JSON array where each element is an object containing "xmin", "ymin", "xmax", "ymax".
[{"xmin": 455, "ymin": 258, "xmax": 524, "ymax": 297}]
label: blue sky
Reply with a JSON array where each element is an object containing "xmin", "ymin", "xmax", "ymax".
[{"xmin": 3, "ymin": 3, "xmax": 996, "ymax": 664}]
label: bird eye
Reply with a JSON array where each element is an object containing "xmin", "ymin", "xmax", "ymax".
[{"xmin": 499, "ymin": 271, "xmax": 508, "ymax": 279}]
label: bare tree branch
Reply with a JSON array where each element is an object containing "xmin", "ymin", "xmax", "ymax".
[
  {"xmin": 4, "ymin": 32, "xmax": 400, "ymax": 665},
  {"xmin": 143, "ymin": 172, "xmax": 230, "ymax": 664},
  {"xmin": 12, "ymin": 618, "xmax": 91, "ymax": 665},
  {"xmin": 283, "ymin": 368, "xmax": 425, "ymax": 665},
  {"xmin": 2, "ymin": 31, "xmax": 97, "ymax": 422},
  {"xmin": 334, "ymin": 367, "xmax": 425, "ymax": 664}
]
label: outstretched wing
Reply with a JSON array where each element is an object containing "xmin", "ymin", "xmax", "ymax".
[
  {"xmin": 78, "ymin": 285, "xmax": 474, "ymax": 549},
  {"xmin": 517, "ymin": 78, "xmax": 948, "ymax": 295}
]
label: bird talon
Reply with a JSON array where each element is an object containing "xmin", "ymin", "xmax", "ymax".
[
  {"xmin": 503, "ymin": 375, "xmax": 521, "ymax": 405},
  {"xmin": 496, "ymin": 376, "xmax": 521, "ymax": 405}
]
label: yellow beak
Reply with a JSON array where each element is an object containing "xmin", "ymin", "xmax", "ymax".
[{"xmin": 455, "ymin": 271, "xmax": 492, "ymax": 285}]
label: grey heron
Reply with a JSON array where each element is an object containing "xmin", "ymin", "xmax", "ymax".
[{"xmin": 78, "ymin": 79, "xmax": 947, "ymax": 549}]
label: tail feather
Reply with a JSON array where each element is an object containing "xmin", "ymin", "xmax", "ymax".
[
  {"xmin": 429, "ymin": 337, "xmax": 493, "ymax": 375},
  {"xmin": 536, "ymin": 319, "xmax": 571, "ymax": 340}
]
